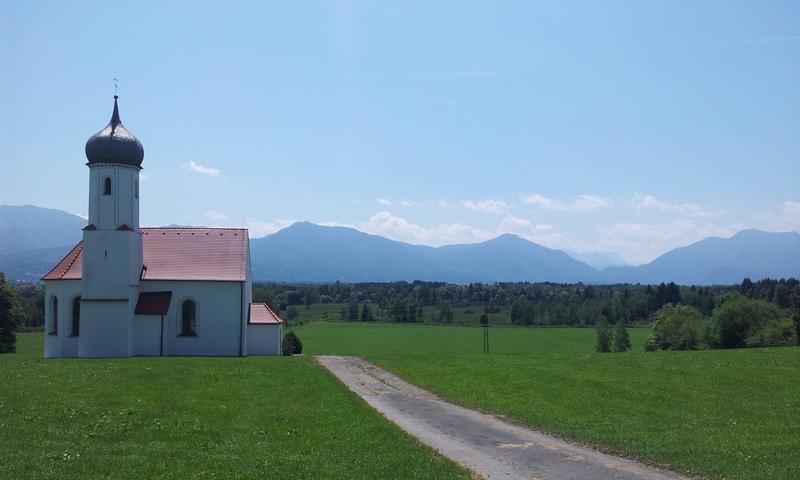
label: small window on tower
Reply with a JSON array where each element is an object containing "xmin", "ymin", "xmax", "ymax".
[
  {"xmin": 103, "ymin": 177, "xmax": 112, "ymax": 195},
  {"xmin": 135, "ymin": 179, "xmax": 139, "ymax": 199}
]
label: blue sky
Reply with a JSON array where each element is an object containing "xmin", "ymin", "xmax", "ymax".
[{"xmin": 1, "ymin": 1, "xmax": 798, "ymax": 263}]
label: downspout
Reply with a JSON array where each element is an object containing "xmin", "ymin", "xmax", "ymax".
[
  {"xmin": 239, "ymin": 281, "xmax": 244, "ymax": 356},
  {"xmin": 160, "ymin": 314, "xmax": 164, "ymax": 356}
]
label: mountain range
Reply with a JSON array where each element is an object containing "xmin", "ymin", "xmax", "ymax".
[{"xmin": 1, "ymin": 205, "xmax": 798, "ymax": 285}]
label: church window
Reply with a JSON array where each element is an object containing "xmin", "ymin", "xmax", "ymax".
[
  {"xmin": 49, "ymin": 296, "xmax": 58, "ymax": 335},
  {"xmin": 180, "ymin": 299, "xmax": 197, "ymax": 336},
  {"xmin": 103, "ymin": 177, "xmax": 112, "ymax": 195},
  {"xmin": 135, "ymin": 179, "xmax": 139, "ymax": 199},
  {"xmin": 70, "ymin": 296, "xmax": 81, "ymax": 337}
]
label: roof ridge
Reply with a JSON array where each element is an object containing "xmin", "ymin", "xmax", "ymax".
[{"xmin": 141, "ymin": 226, "xmax": 248, "ymax": 231}]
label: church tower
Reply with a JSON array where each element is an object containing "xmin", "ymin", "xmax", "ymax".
[{"xmin": 79, "ymin": 95, "xmax": 144, "ymax": 357}]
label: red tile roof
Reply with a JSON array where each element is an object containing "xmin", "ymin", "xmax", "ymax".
[
  {"xmin": 42, "ymin": 243, "xmax": 83, "ymax": 280},
  {"xmin": 134, "ymin": 291, "xmax": 173, "ymax": 315},
  {"xmin": 248, "ymin": 303, "xmax": 284, "ymax": 325},
  {"xmin": 43, "ymin": 227, "xmax": 249, "ymax": 282}
]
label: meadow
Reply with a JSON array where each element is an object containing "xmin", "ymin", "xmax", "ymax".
[
  {"xmin": 296, "ymin": 322, "xmax": 800, "ymax": 480},
  {"xmin": 0, "ymin": 334, "xmax": 468, "ymax": 480}
]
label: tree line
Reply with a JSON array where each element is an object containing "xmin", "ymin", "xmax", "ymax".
[{"xmin": 252, "ymin": 278, "xmax": 799, "ymax": 327}]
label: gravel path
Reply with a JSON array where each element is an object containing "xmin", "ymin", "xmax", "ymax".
[{"xmin": 317, "ymin": 355, "xmax": 690, "ymax": 480}]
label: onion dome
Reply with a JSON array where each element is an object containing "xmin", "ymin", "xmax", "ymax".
[{"xmin": 85, "ymin": 95, "xmax": 144, "ymax": 167}]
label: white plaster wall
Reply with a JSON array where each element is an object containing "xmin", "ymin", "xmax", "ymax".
[
  {"xmin": 141, "ymin": 281, "xmax": 245, "ymax": 356},
  {"xmin": 82, "ymin": 230, "xmax": 142, "ymax": 299},
  {"xmin": 133, "ymin": 315, "xmax": 162, "ymax": 356},
  {"xmin": 88, "ymin": 164, "xmax": 140, "ymax": 230},
  {"xmin": 43, "ymin": 280, "xmax": 81, "ymax": 358},
  {"xmin": 79, "ymin": 299, "xmax": 135, "ymax": 357},
  {"xmin": 246, "ymin": 324, "xmax": 282, "ymax": 355}
]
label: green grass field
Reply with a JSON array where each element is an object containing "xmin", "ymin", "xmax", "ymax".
[
  {"xmin": 0, "ymin": 334, "xmax": 468, "ymax": 480},
  {"xmin": 295, "ymin": 322, "xmax": 800, "ymax": 480}
]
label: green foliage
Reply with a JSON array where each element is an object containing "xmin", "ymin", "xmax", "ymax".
[
  {"xmin": 360, "ymin": 303, "xmax": 372, "ymax": 322},
  {"xmin": 437, "ymin": 303, "xmax": 453, "ymax": 323},
  {"xmin": 281, "ymin": 330, "xmax": 303, "ymax": 355},
  {"xmin": 595, "ymin": 316, "xmax": 612, "ymax": 353},
  {"xmin": 510, "ymin": 297, "xmax": 535, "ymax": 325},
  {"xmin": 708, "ymin": 295, "xmax": 796, "ymax": 348},
  {"xmin": 612, "ymin": 320, "xmax": 631, "ymax": 352},
  {"xmin": 342, "ymin": 303, "xmax": 359, "ymax": 322},
  {"xmin": 286, "ymin": 306, "xmax": 300, "ymax": 321},
  {"xmin": 645, "ymin": 304, "xmax": 706, "ymax": 351},
  {"xmin": 0, "ymin": 273, "xmax": 23, "ymax": 353},
  {"xmin": 789, "ymin": 285, "xmax": 800, "ymax": 340},
  {"xmin": 1, "ymin": 333, "xmax": 467, "ymax": 480},
  {"xmin": 297, "ymin": 323, "xmax": 800, "ymax": 480}
]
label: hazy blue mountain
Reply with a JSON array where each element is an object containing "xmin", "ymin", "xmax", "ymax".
[
  {"xmin": 567, "ymin": 250, "xmax": 630, "ymax": 269},
  {"xmin": 249, "ymin": 222, "xmax": 439, "ymax": 282},
  {"xmin": 602, "ymin": 229, "xmax": 800, "ymax": 285},
  {"xmin": 2, "ymin": 205, "xmax": 799, "ymax": 285},
  {"xmin": 0, "ymin": 205, "xmax": 85, "ymax": 254},
  {"xmin": 249, "ymin": 222, "xmax": 599, "ymax": 283}
]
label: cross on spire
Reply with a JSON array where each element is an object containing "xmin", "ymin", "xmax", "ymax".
[{"xmin": 113, "ymin": 77, "xmax": 119, "ymax": 98}]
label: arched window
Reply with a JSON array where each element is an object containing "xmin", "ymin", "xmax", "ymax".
[
  {"xmin": 70, "ymin": 296, "xmax": 81, "ymax": 337},
  {"xmin": 180, "ymin": 300, "xmax": 197, "ymax": 336},
  {"xmin": 103, "ymin": 177, "xmax": 112, "ymax": 195},
  {"xmin": 49, "ymin": 296, "xmax": 58, "ymax": 335}
]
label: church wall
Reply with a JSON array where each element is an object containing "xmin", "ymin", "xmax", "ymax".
[
  {"xmin": 43, "ymin": 280, "xmax": 81, "ymax": 358},
  {"xmin": 133, "ymin": 315, "xmax": 162, "ymax": 356},
  {"xmin": 79, "ymin": 298, "xmax": 135, "ymax": 357},
  {"xmin": 141, "ymin": 281, "xmax": 245, "ymax": 356},
  {"xmin": 81, "ymin": 230, "xmax": 142, "ymax": 299},
  {"xmin": 246, "ymin": 324, "xmax": 282, "ymax": 355}
]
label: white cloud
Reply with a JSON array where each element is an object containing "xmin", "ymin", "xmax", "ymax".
[
  {"xmin": 632, "ymin": 194, "xmax": 714, "ymax": 217},
  {"xmin": 358, "ymin": 211, "xmax": 494, "ymax": 246},
  {"xmin": 523, "ymin": 193, "xmax": 612, "ymax": 212},
  {"xmin": 205, "ymin": 210, "xmax": 228, "ymax": 221},
  {"xmin": 73, "ymin": 212, "xmax": 88, "ymax": 220},
  {"xmin": 183, "ymin": 160, "xmax": 220, "ymax": 177},
  {"xmin": 375, "ymin": 198, "xmax": 421, "ymax": 207},
  {"xmin": 244, "ymin": 218, "xmax": 296, "ymax": 238},
  {"xmin": 522, "ymin": 193, "xmax": 565, "ymax": 210},
  {"xmin": 783, "ymin": 200, "xmax": 800, "ymax": 217},
  {"xmin": 570, "ymin": 194, "xmax": 613, "ymax": 212},
  {"xmin": 597, "ymin": 219, "xmax": 743, "ymax": 264},
  {"xmin": 461, "ymin": 199, "xmax": 508, "ymax": 214},
  {"xmin": 756, "ymin": 200, "xmax": 800, "ymax": 231}
]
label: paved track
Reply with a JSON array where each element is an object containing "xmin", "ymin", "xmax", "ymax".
[{"xmin": 317, "ymin": 355, "xmax": 690, "ymax": 480}]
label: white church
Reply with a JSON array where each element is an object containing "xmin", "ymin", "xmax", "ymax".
[{"xmin": 43, "ymin": 95, "xmax": 283, "ymax": 357}]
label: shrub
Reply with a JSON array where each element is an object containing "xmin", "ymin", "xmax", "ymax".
[
  {"xmin": 0, "ymin": 273, "xmax": 22, "ymax": 354},
  {"xmin": 708, "ymin": 295, "xmax": 796, "ymax": 348},
  {"xmin": 613, "ymin": 320, "xmax": 631, "ymax": 352},
  {"xmin": 281, "ymin": 331, "xmax": 303, "ymax": 356},
  {"xmin": 645, "ymin": 304, "xmax": 706, "ymax": 351},
  {"xmin": 595, "ymin": 316, "xmax": 612, "ymax": 353}
]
